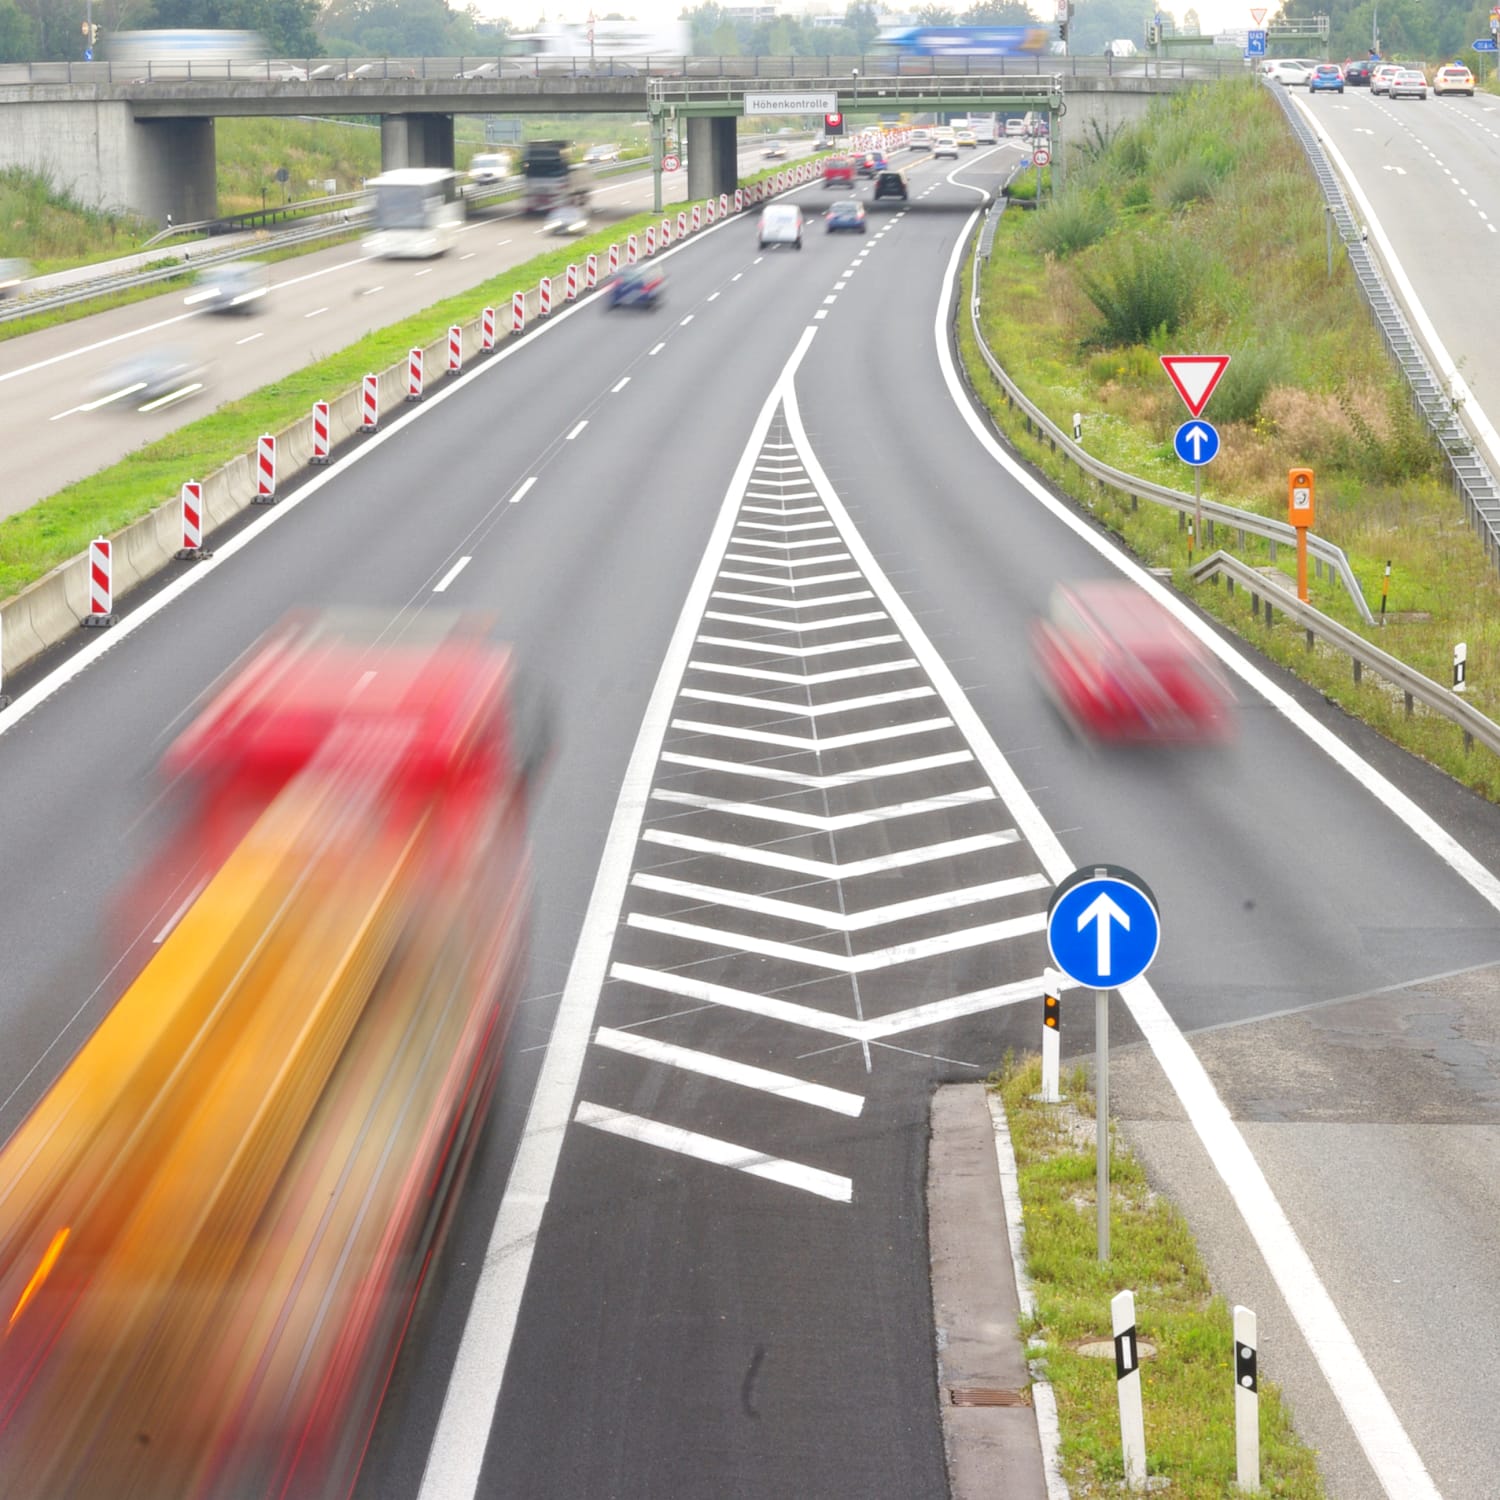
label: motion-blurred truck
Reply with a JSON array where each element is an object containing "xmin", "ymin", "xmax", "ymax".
[{"xmin": 521, "ymin": 139, "xmax": 594, "ymax": 214}]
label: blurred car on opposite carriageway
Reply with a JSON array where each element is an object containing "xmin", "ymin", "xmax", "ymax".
[
  {"xmin": 184, "ymin": 260, "xmax": 269, "ymax": 314},
  {"xmin": 86, "ymin": 349, "xmax": 210, "ymax": 412},
  {"xmin": 607, "ymin": 264, "xmax": 664, "ymax": 308},
  {"xmin": 825, "ymin": 198, "xmax": 866, "ymax": 233},
  {"xmin": 466, "ymin": 151, "xmax": 512, "ymax": 184},
  {"xmin": 762, "ymin": 142, "xmax": 788, "ymax": 159},
  {"xmin": 0, "ymin": 257, "xmax": 29, "ymax": 299},
  {"xmin": 1031, "ymin": 580, "xmax": 1235, "ymax": 744}
]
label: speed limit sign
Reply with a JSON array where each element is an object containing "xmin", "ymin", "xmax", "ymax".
[
  {"xmin": 1033, "ymin": 146, "xmax": 1051, "ymax": 166},
  {"xmin": 662, "ymin": 153, "xmax": 680, "ymax": 172}
]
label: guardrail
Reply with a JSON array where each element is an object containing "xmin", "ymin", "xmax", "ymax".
[
  {"xmin": 1267, "ymin": 86, "xmax": 1500, "ymax": 575},
  {"xmin": 649, "ymin": 73, "xmax": 1067, "ymax": 107},
  {"xmin": 965, "ymin": 207, "xmax": 1377, "ymax": 624},
  {"xmin": 1191, "ymin": 550, "xmax": 1500, "ymax": 755}
]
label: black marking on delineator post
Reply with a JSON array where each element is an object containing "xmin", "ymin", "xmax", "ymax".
[
  {"xmin": 1234, "ymin": 1304, "xmax": 1261, "ymax": 1491},
  {"xmin": 1112, "ymin": 1289, "xmax": 1147, "ymax": 1486}
]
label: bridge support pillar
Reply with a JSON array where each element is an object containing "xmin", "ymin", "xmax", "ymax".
[
  {"xmin": 686, "ymin": 115, "xmax": 737, "ymax": 202},
  {"xmin": 135, "ymin": 117, "xmax": 217, "ymax": 226},
  {"xmin": 380, "ymin": 113, "xmax": 456, "ymax": 172}
]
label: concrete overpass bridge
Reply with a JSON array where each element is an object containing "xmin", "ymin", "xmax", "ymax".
[{"xmin": 0, "ymin": 54, "xmax": 1242, "ymax": 224}]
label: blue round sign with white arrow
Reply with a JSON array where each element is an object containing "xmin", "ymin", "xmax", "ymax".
[
  {"xmin": 1046, "ymin": 865, "xmax": 1161, "ymax": 990},
  {"xmin": 1173, "ymin": 419, "xmax": 1220, "ymax": 467}
]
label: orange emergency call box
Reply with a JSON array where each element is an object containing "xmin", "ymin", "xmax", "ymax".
[{"xmin": 1287, "ymin": 468, "xmax": 1315, "ymax": 529}]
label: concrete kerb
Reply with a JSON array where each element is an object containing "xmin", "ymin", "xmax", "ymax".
[{"xmin": 0, "ymin": 197, "xmax": 742, "ymax": 682}]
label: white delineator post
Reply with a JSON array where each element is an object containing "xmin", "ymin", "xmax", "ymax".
[
  {"xmin": 1234, "ymin": 1305, "xmax": 1260, "ymax": 1492},
  {"xmin": 1112, "ymin": 1289, "xmax": 1148, "ymax": 1490},
  {"xmin": 1454, "ymin": 641, "xmax": 1468, "ymax": 692},
  {"xmin": 1041, "ymin": 968, "xmax": 1061, "ymax": 1103}
]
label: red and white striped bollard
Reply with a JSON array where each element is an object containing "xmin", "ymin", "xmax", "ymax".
[
  {"xmin": 719, "ymin": 192, "xmax": 729, "ymax": 217},
  {"xmin": 626, "ymin": 233, "xmax": 638, "ymax": 264},
  {"xmin": 539, "ymin": 276, "xmax": 552, "ymax": 315},
  {"xmin": 512, "ymin": 290, "xmax": 525, "ymax": 333},
  {"xmin": 310, "ymin": 399, "xmax": 330, "ymax": 464},
  {"xmin": 481, "ymin": 305, "xmax": 496, "ymax": 351},
  {"xmin": 735, "ymin": 187, "xmax": 744, "ymax": 212},
  {"xmin": 86, "ymin": 537, "xmax": 113, "ymax": 624},
  {"xmin": 176, "ymin": 480, "xmax": 207, "ymax": 560},
  {"xmin": 448, "ymin": 324, "xmax": 462, "ymax": 374},
  {"xmin": 691, "ymin": 203, "xmax": 702, "ymax": 232},
  {"xmin": 255, "ymin": 434, "xmax": 276, "ymax": 502},
  {"xmin": 608, "ymin": 242, "xmax": 620, "ymax": 275},
  {"xmin": 585, "ymin": 252, "xmax": 598, "ymax": 289},
  {"xmin": 361, "ymin": 373, "xmax": 379, "ymax": 432},
  {"xmin": 565, "ymin": 263, "xmax": 578, "ymax": 300},
  {"xmin": 677, "ymin": 210, "xmax": 688, "ymax": 237},
  {"xmin": 644, "ymin": 225, "xmax": 655, "ymax": 256},
  {"xmin": 406, "ymin": 347, "xmax": 424, "ymax": 401}
]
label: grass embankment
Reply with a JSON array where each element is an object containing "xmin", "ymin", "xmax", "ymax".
[
  {"xmin": 959, "ymin": 77, "xmax": 1500, "ymax": 798},
  {"xmin": 996, "ymin": 1057, "xmax": 1325, "ymax": 1497}
]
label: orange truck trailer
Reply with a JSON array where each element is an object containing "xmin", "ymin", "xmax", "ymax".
[{"xmin": 0, "ymin": 611, "xmax": 541, "ymax": 1499}]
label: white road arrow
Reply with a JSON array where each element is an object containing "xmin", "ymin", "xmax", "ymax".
[
  {"xmin": 1077, "ymin": 891, "xmax": 1130, "ymax": 976},
  {"xmin": 1183, "ymin": 423, "xmax": 1214, "ymax": 459}
]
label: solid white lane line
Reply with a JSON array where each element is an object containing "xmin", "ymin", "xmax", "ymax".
[
  {"xmin": 152, "ymin": 877, "xmax": 208, "ymax": 945},
  {"xmin": 412, "ymin": 328, "xmax": 820, "ymax": 1500},
  {"xmin": 642, "ymin": 828, "xmax": 1016, "ymax": 880},
  {"xmin": 627, "ymin": 911, "xmax": 1045, "ymax": 973},
  {"xmin": 235, "ymin": 332, "xmax": 264, "ymax": 345},
  {"xmin": 650, "ymin": 785, "xmax": 992, "ymax": 829},
  {"xmin": 650, "ymin": 341, "xmax": 666, "ymax": 355},
  {"xmin": 592, "ymin": 1027, "xmax": 864, "ymax": 1116},
  {"xmin": 509, "ymin": 476, "xmax": 537, "ymax": 504},
  {"xmin": 632, "ymin": 871, "xmax": 1047, "ymax": 932},
  {"xmin": 574, "ymin": 1102, "xmax": 853, "ymax": 1202},
  {"xmin": 566, "ymin": 419, "xmax": 588, "ymax": 441},
  {"xmin": 660, "ymin": 746, "xmax": 967, "ymax": 785},
  {"xmin": 304, "ymin": 306, "xmax": 328, "ymax": 318},
  {"xmin": 678, "ymin": 683, "xmax": 931, "ymax": 714},
  {"xmin": 433, "ymin": 556, "xmax": 472, "ymax": 593}
]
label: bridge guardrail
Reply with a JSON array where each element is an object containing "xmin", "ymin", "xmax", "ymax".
[
  {"xmin": 1191, "ymin": 550, "xmax": 1500, "ymax": 755},
  {"xmin": 965, "ymin": 206, "xmax": 1376, "ymax": 624}
]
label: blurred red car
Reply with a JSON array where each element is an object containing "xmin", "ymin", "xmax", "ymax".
[{"xmin": 1032, "ymin": 580, "xmax": 1235, "ymax": 742}]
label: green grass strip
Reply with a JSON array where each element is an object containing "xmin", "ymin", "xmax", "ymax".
[
  {"xmin": 0, "ymin": 200, "xmax": 730, "ymax": 602},
  {"xmin": 996, "ymin": 1056, "xmax": 1326, "ymax": 1497}
]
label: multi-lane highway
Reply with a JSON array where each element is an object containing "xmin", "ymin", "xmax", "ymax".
[
  {"xmin": 0, "ymin": 141, "xmax": 810, "ymax": 518},
  {"xmin": 3, "ymin": 116, "xmax": 1500, "ymax": 1500}
]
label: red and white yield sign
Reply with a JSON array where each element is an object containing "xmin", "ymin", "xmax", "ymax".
[{"xmin": 1160, "ymin": 355, "xmax": 1230, "ymax": 417}]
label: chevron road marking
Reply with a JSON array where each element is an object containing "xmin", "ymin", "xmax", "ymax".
[
  {"xmin": 694, "ymin": 632, "xmax": 901, "ymax": 657},
  {"xmin": 667, "ymin": 717, "xmax": 953, "ymax": 750},
  {"xmin": 642, "ymin": 828, "xmax": 1018, "ymax": 878},
  {"xmin": 627, "ymin": 910, "xmax": 1046, "ymax": 971},
  {"xmin": 717, "ymin": 569, "xmax": 864, "ymax": 587},
  {"xmin": 703, "ymin": 610, "xmax": 889, "ymax": 632},
  {"xmin": 574, "ymin": 1102, "xmax": 853, "ymax": 1202},
  {"xmin": 742, "ymin": 504, "xmax": 825, "ymax": 515},
  {"xmin": 678, "ymin": 686, "xmax": 934, "ymax": 716},
  {"xmin": 609, "ymin": 962, "xmax": 1047, "ymax": 1041},
  {"xmin": 727, "ymin": 536, "xmax": 845, "ymax": 550},
  {"xmin": 721, "ymin": 551, "xmax": 852, "ymax": 568},
  {"xmin": 631, "ymin": 871, "xmax": 1049, "ymax": 931},
  {"xmin": 734, "ymin": 520, "xmax": 835, "ymax": 533},
  {"xmin": 650, "ymin": 785, "xmax": 992, "ymax": 829},
  {"xmin": 707, "ymin": 590, "xmax": 875, "ymax": 609},
  {"xmin": 685, "ymin": 658, "xmax": 919, "ymax": 685},
  {"xmin": 658, "ymin": 748, "xmax": 971, "ymax": 787},
  {"xmin": 593, "ymin": 1027, "xmax": 865, "ymax": 1116}
]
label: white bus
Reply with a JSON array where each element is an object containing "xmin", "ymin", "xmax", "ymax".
[{"xmin": 362, "ymin": 169, "xmax": 465, "ymax": 258}]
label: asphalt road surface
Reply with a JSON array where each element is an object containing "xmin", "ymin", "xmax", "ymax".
[
  {"xmin": 0, "ymin": 140, "xmax": 816, "ymax": 519},
  {"xmin": 2, "ymin": 138, "xmax": 1500, "ymax": 1500}
]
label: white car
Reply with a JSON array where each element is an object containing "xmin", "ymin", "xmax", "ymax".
[
  {"xmin": 909, "ymin": 128, "xmax": 933, "ymax": 149},
  {"xmin": 466, "ymin": 151, "xmax": 511, "ymax": 185},
  {"xmin": 1432, "ymin": 64, "xmax": 1473, "ymax": 96},
  {"xmin": 1266, "ymin": 58, "xmax": 1319, "ymax": 85},
  {"xmin": 1370, "ymin": 63, "xmax": 1401, "ymax": 94},
  {"xmin": 934, "ymin": 131, "xmax": 958, "ymax": 159},
  {"xmin": 582, "ymin": 143, "xmax": 621, "ymax": 163},
  {"xmin": 1390, "ymin": 67, "xmax": 1427, "ymax": 98},
  {"xmin": 1004, "ymin": 117, "xmax": 1026, "ymax": 137}
]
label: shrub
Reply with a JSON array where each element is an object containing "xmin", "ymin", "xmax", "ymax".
[
  {"xmin": 1208, "ymin": 336, "xmax": 1285, "ymax": 425},
  {"xmin": 1079, "ymin": 235, "xmax": 1198, "ymax": 346},
  {"xmin": 1030, "ymin": 190, "xmax": 1114, "ymax": 256}
]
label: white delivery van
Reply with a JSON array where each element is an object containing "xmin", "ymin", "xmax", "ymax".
[{"xmin": 758, "ymin": 203, "xmax": 803, "ymax": 250}]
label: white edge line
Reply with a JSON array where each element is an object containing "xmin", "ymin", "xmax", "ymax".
[
  {"xmin": 413, "ymin": 324, "xmax": 821, "ymax": 1500},
  {"xmin": 789, "ymin": 212, "xmax": 1450, "ymax": 1500}
]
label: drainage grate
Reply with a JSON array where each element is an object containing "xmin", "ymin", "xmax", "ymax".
[{"xmin": 949, "ymin": 1386, "xmax": 1030, "ymax": 1407}]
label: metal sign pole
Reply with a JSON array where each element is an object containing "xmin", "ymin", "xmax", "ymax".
[{"xmin": 1096, "ymin": 987, "xmax": 1110, "ymax": 1262}]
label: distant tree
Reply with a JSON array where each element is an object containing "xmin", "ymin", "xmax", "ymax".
[
  {"xmin": 844, "ymin": 0, "xmax": 880, "ymax": 47},
  {"xmin": 913, "ymin": 3, "xmax": 958, "ymax": 23},
  {"xmin": 0, "ymin": 0, "xmax": 38, "ymax": 60},
  {"xmin": 961, "ymin": 0, "xmax": 1038, "ymax": 21},
  {"xmin": 318, "ymin": 0, "xmax": 479, "ymax": 57},
  {"xmin": 1181, "ymin": 7, "xmax": 1200, "ymax": 34}
]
